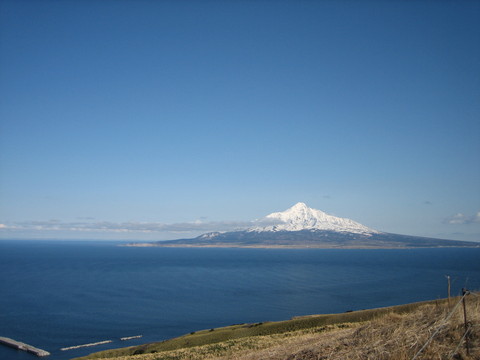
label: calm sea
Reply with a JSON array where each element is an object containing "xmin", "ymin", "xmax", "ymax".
[{"xmin": 1, "ymin": 240, "xmax": 479, "ymax": 360}]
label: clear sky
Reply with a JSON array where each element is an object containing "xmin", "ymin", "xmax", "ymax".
[{"xmin": 1, "ymin": 0, "xmax": 479, "ymax": 241}]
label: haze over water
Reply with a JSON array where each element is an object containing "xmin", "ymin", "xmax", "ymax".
[{"xmin": 1, "ymin": 241, "xmax": 479, "ymax": 360}]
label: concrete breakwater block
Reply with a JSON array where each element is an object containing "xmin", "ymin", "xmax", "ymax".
[{"xmin": 0, "ymin": 336, "xmax": 50, "ymax": 357}]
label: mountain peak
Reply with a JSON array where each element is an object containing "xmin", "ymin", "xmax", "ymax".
[
  {"xmin": 291, "ymin": 202, "xmax": 308, "ymax": 209},
  {"xmin": 250, "ymin": 203, "xmax": 378, "ymax": 234}
]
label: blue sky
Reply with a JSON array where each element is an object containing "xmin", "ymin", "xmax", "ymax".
[{"xmin": 1, "ymin": 0, "xmax": 479, "ymax": 241}]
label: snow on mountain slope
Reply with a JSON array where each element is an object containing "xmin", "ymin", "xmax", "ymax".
[{"xmin": 249, "ymin": 202, "xmax": 378, "ymax": 234}]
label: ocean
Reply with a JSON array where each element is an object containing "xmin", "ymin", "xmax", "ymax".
[{"xmin": 0, "ymin": 240, "xmax": 479, "ymax": 360}]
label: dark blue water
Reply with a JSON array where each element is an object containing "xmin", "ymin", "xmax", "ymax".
[{"xmin": 0, "ymin": 240, "xmax": 479, "ymax": 360}]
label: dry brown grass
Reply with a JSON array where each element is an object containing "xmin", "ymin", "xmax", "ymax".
[
  {"xmin": 227, "ymin": 294, "xmax": 480, "ymax": 360},
  {"xmin": 77, "ymin": 294, "xmax": 480, "ymax": 360}
]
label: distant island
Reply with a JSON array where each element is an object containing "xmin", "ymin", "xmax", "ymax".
[{"xmin": 128, "ymin": 203, "xmax": 479, "ymax": 249}]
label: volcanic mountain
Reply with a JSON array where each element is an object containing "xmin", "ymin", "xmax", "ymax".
[
  {"xmin": 248, "ymin": 202, "xmax": 377, "ymax": 234},
  {"xmin": 142, "ymin": 203, "xmax": 479, "ymax": 248}
]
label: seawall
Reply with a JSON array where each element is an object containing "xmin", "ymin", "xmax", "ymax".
[{"xmin": 0, "ymin": 336, "xmax": 50, "ymax": 357}]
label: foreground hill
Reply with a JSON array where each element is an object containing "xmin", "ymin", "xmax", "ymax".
[
  {"xmin": 75, "ymin": 294, "xmax": 479, "ymax": 360},
  {"xmin": 131, "ymin": 203, "xmax": 479, "ymax": 249}
]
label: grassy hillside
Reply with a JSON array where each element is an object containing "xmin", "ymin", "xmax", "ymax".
[{"xmin": 73, "ymin": 294, "xmax": 479, "ymax": 360}]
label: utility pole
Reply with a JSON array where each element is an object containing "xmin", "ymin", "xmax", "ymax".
[{"xmin": 446, "ymin": 275, "xmax": 451, "ymax": 308}]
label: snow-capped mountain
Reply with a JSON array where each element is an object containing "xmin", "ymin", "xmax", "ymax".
[
  {"xmin": 140, "ymin": 202, "xmax": 479, "ymax": 249},
  {"xmin": 249, "ymin": 202, "xmax": 378, "ymax": 234}
]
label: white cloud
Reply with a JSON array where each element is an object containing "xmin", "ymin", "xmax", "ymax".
[
  {"xmin": 0, "ymin": 217, "xmax": 283, "ymax": 234},
  {"xmin": 444, "ymin": 212, "xmax": 480, "ymax": 225},
  {"xmin": 474, "ymin": 212, "xmax": 480, "ymax": 223}
]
